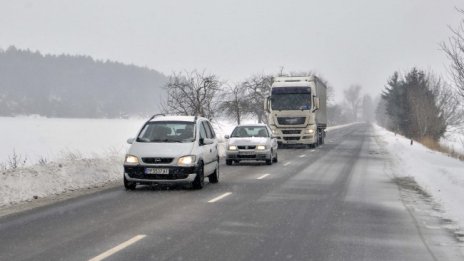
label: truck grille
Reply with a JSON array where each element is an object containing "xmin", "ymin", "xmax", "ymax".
[
  {"xmin": 283, "ymin": 137, "xmax": 300, "ymax": 141},
  {"xmin": 282, "ymin": 130, "xmax": 301, "ymax": 134},
  {"xmin": 277, "ymin": 117, "xmax": 305, "ymax": 125},
  {"xmin": 142, "ymin": 157, "xmax": 174, "ymax": 164}
]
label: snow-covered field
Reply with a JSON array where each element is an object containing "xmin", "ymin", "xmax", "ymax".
[
  {"xmin": 0, "ymin": 116, "xmax": 248, "ymax": 207},
  {"xmin": 374, "ymin": 125, "xmax": 464, "ymax": 233}
]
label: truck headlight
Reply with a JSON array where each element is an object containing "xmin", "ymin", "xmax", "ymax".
[
  {"xmin": 178, "ymin": 155, "xmax": 196, "ymax": 166},
  {"xmin": 256, "ymin": 145, "xmax": 266, "ymax": 150},
  {"xmin": 125, "ymin": 155, "xmax": 139, "ymax": 164},
  {"xmin": 228, "ymin": 145, "xmax": 237, "ymax": 151},
  {"xmin": 304, "ymin": 129, "xmax": 315, "ymax": 134}
]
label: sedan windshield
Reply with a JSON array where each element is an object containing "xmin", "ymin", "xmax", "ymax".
[
  {"xmin": 231, "ymin": 126, "xmax": 269, "ymax": 138},
  {"xmin": 137, "ymin": 121, "xmax": 195, "ymax": 142}
]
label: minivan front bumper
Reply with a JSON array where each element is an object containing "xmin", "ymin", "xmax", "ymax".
[{"xmin": 124, "ymin": 165, "xmax": 197, "ymax": 184}]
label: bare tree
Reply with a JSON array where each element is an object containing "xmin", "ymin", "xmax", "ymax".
[
  {"xmin": 162, "ymin": 70, "xmax": 221, "ymax": 120},
  {"xmin": 442, "ymin": 9, "xmax": 464, "ymax": 99},
  {"xmin": 219, "ymin": 83, "xmax": 248, "ymax": 125},
  {"xmin": 242, "ymin": 74, "xmax": 273, "ymax": 123},
  {"xmin": 429, "ymin": 74, "xmax": 464, "ymax": 132},
  {"xmin": 343, "ymin": 85, "xmax": 362, "ymax": 121}
]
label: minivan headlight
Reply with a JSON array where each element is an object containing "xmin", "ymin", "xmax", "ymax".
[
  {"xmin": 178, "ymin": 155, "xmax": 196, "ymax": 166},
  {"xmin": 125, "ymin": 155, "xmax": 139, "ymax": 164},
  {"xmin": 228, "ymin": 145, "xmax": 237, "ymax": 151},
  {"xmin": 256, "ymin": 145, "xmax": 266, "ymax": 150}
]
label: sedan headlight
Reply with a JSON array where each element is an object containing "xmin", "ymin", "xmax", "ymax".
[
  {"xmin": 256, "ymin": 145, "xmax": 266, "ymax": 150},
  {"xmin": 304, "ymin": 129, "xmax": 315, "ymax": 134},
  {"xmin": 178, "ymin": 155, "xmax": 196, "ymax": 166},
  {"xmin": 125, "ymin": 155, "xmax": 139, "ymax": 164},
  {"xmin": 228, "ymin": 145, "xmax": 237, "ymax": 151}
]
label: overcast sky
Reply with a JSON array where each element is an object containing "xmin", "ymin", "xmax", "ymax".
[{"xmin": 1, "ymin": 0, "xmax": 463, "ymax": 101}]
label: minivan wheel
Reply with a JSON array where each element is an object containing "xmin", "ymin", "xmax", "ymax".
[
  {"xmin": 192, "ymin": 163, "xmax": 205, "ymax": 190},
  {"xmin": 226, "ymin": 159, "xmax": 232, "ymax": 165},
  {"xmin": 208, "ymin": 160, "xmax": 219, "ymax": 184},
  {"xmin": 124, "ymin": 175, "xmax": 136, "ymax": 190}
]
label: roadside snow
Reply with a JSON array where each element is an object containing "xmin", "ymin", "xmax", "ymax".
[
  {"xmin": 0, "ymin": 156, "xmax": 122, "ymax": 207},
  {"xmin": 374, "ymin": 125, "xmax": 464, "ymax": 231}
]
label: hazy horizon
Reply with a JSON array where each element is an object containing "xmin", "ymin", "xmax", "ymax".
[{"xmin": 1, "ymin": 0, "xmax": 463, "ymax": 101}]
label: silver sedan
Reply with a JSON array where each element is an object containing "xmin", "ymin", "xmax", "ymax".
[{"xmin": 225, "ymin": 124, "xmax": 278, "ymax": 165}]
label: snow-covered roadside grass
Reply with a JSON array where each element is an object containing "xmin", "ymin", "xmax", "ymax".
[
  {"xmin": 0, "ymin": 153, "xmax": 123, "ymax": 208},
  {"xmin": 374, "ymin": 125, "xmax": 464, "ymax": 235}
]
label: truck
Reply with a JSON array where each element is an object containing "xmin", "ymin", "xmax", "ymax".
[{"xmin": 264, "ymin": 76, "xmax": 327, "ymax": 148}]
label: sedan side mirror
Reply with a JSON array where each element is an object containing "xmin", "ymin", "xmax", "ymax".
[
  {"xmin": 224, "ymin": 135, "xmax": 230, "ymax": 139},
  {"xmin": 127, "ymin": 138, "xmax": 135, "ymax": 144}
]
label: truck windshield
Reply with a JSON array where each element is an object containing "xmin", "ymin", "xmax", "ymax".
[{"xmin": 271, "ymin": 93, "xmax": 311, "ymax": 110}]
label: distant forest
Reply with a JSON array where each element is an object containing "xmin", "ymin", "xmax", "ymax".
[{"xmin": 0, "ymin": 46, "xmax": 167, "ymax": 118}]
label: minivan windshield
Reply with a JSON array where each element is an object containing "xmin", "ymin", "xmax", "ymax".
[{"xmin": 137, "ymin": 121, "xmax": 195, "ymax": 143}]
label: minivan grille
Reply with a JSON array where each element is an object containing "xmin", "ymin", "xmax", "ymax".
[{"xmin": 142, "ymin": 157, "xmax": 174, "ymax": 164}]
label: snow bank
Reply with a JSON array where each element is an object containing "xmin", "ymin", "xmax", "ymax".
[
  {"xmin": 0, "ymin": 155, "xmax": 122, "ymax": 207},
  {"xmin": 374, "ymin": 125, "xmax": 464, "ymax": 230}
]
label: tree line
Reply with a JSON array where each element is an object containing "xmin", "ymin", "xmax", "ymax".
[
  {"xmin": 376, "ymin": 9, "xmax": 464, "ymax": 142},
  {"xmin": 0, "ymin": 46, "xmax": 167, "ymax": 118}
]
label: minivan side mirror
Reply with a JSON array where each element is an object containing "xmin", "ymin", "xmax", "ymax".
[
  {"xmin": 127, "ymin": 138, "xmax": 135, "ymax": 144},
  {"xmin": 224, "ymin": 135, "xmax": 230, "ymax": 139}
]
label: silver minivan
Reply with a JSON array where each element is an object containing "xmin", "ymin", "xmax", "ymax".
[{"xmin": 123, "ymin": 115, "xmax": 219, "ymax": 190}]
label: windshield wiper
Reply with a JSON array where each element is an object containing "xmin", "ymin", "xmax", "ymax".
[{"xmin": 151, "ymin": 139, "xmax": 182, "ymax": 143}]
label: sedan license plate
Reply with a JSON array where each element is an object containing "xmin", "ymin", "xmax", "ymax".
[
  {"xmin": 239, "ymin": 151, "xmax": 255, "ymax": 156},
  {"xmin": 145, "ymin": 168, "xmax": 169, "ymax": 175}
]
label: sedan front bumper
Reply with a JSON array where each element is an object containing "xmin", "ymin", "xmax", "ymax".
[{"xmin": 226, "ymin": 149, "xmax": 272, "ymax": 161}]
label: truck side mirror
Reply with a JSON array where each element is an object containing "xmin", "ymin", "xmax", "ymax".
[
  {"xmin": 264, "ymin": 97, "xmax": 270, "ymax": 112},
  {"xmin": 313, "ymin": 97, "xmax": 320, "ymax": 111}
]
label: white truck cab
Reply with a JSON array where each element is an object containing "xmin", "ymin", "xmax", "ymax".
[{"xmin": 265, "ymin": 76, "xmax": 327, "ymax": 148}]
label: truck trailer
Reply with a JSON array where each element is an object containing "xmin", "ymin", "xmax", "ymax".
[{"xmin": 264, "ymin": 76, "xmax": 327, "ymax": 148}]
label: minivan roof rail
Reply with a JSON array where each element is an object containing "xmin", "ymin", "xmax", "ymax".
[{"xmin": 147, "ymin": 113, "xmax": 166, "ymax": 122}]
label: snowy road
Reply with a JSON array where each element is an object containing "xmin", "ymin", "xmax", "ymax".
[{"xmin": 0, "ymin": 124, "xmax": 463, "ymax": 260}]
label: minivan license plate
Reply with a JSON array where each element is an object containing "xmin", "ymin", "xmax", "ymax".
[{"xmin": 145, "ymin": 168, "xmax": 169, "ymax": 175}]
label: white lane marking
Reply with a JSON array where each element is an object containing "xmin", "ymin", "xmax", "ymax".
[
  {"xmin": 311, "ymin": 150, "xmax": 315, "ymax": 152},
  {"xmin": 88, "ymin": 235, "xmax": 146, "ymax": 261},
  {"xmin": 284, "ymin": 162, "xmax": 291, "ymax": 166},
  {"xmin": 256, "ymin": 174, "xmax": 270, "ymax": 180},
  {"xmin": 299, "ymin": 154, "xmax": 306, "ymax": 158},
  {"xmin": 208, "ymin": 192, "xmax": 232, "ymax": 203}
]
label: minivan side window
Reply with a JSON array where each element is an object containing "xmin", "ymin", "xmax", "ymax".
[
  {"xmin": 199, "ymin": 122, "xmax": 207, "ymax": 140},
  {"xmin": 205, "ymin": 121, "xmax": 216, "ymax": 138},
  {"xmin": 202, "ymin": 121, "xmax": 213, "ymax": 139}
]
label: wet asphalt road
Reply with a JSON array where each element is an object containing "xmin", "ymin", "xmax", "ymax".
[{"xmin": 0, "ymin": 124, "xmax": 462, "ymax": 261}]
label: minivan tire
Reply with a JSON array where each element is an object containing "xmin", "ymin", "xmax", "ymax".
[
  {"xmin": 208, "ymin": 161, "xmax": 219, "ymax": 184},
  {"xmin": 124, "ymin": 176, "xmax": 136, "ymax": 190},
  {"xmin": 192, "ymin": 163, "xmax": 205, "ymax": 190}
]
